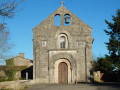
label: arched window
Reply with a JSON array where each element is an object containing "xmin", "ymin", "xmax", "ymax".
[
  {"xmin": 55, "ymin": 14, "xmax": 61, "ymax": 26},
  {"xmin": 57, "ymin": 33, "xmax": 68, "ymax": 49},
  {"xmin": 60, "ymin": 36, "xmax": 66, "ymax": 48}
]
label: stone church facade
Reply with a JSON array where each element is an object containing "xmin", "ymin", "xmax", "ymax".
[{"xmin": 33, "ymin": 3, "xmax": 93, "ymax": 84}]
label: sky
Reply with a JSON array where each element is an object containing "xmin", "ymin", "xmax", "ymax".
[{"xmin": 1, "ymin": 0, "xmax": 120, "ymax": 65}]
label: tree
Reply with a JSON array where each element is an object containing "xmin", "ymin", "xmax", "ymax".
[
  {"xmin": 92, "ymin": 9, "xmax": 120, "ymax": 73},
  {"xmin": 0, "ymin": 0, "xmax": 23, "ymax": 62},
  {"xmin": 0, "ymin": 23, "xmax": 10, "ymax": 59},
  {"xmin": 92, "ymin": 55, "xmax": 113, "ymax": 73},
  {"xmin": 0, "ymin": 0, "xmax": 24, "ymax": 19},
  {"xmin": 104, "ymin": 9, "xmax": 120, "ymax": 69}
]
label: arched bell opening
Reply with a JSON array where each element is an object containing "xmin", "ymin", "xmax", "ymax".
[
  {"xmin": 55, "ymin": 14, "xmax": 61, "ymax": 26},
  {"xmin": 64, "ymin": 14, "xmax": 71, "ymax": 26}
]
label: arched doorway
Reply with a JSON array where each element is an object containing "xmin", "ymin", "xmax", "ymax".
[
  {"xmin": 54, "ymin": 59, "xmax": 72, "ymax": 84},
  {"xmin": 58, "ymin": 62, "xmax": 68, "ymax": 84}
]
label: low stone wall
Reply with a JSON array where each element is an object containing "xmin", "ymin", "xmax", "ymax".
[{"xmin": 0, "ymin": 80, "xmax": 36, "ymax": 90}]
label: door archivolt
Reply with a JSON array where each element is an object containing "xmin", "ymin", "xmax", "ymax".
[{"xmin": 54, "ymin": 59, "xmax": 71, "ymax": 84}]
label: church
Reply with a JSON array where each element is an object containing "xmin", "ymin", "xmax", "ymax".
[{"xmin": 33, "ymin": 2, "xmax": 93, "ymax": 84}]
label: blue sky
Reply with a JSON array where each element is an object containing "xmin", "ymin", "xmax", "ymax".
[{"xmin": 1, "ymin": 0, "xmax": 120, "ymax": 65}]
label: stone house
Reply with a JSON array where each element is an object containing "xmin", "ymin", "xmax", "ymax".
[
  {"xmin": 6, "ymin": 53, "xmax": 33, "ymax": 66},
  {"xmin": 33, "ymin": 3, "xmax": 93, "ymax": 84},
  {"xmin": 5, "ymin": 53, "xmax": 33, "ymax": 79}
]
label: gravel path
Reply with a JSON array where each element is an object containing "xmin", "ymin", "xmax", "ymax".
[{"xmin": 26, "ymin": 83, "xmax": 120, "ymax": 90}]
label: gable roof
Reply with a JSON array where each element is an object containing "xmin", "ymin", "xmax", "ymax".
[
  {"xmin": 33, "ymin": 5, "xmax": 91, "ymax": 30},
  {"xmin": 5, "ymin": 56, "xmax": 32, "ymax": 62}
]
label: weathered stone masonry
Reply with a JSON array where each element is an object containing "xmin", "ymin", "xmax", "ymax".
[{"xmin": 33, "ymin": 5, "xmax": 93, "ymax": 84}]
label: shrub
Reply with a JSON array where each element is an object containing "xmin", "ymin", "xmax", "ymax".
[{"xmin": 5, "ymin": 69, "xmax": 17, "ymax": 81}]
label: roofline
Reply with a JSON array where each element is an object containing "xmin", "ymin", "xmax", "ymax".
[{"xmin": 5, "ymin": 56, "xmax": 33, "ymax": 61}]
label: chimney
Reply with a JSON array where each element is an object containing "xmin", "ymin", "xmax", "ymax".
[{"xmin": 19, "ymin": 53, "xmax": 24, "ymax": 58}]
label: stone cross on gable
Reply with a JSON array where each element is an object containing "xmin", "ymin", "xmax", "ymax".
[{"xmin": 61, "ymin": 1, "xmax": 64, "ymax": 6}]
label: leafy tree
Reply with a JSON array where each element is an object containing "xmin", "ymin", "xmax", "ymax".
[
  {"xmin": 104, "ymin": 9, "xmax": 120, "ymax": 69},
  {"xmin": 92, "ymin": 56, "xmax": 113, "ymax": 73},
  {"xmin": 0, "ymin": 0, "xmax": 23, "ymax": 62}
]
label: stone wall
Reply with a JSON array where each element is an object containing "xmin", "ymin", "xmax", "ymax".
[
  {"xmin": 0, "ymin": 80, "xmax": 36, "ymax": 90},
  {"xmin": 14, "ymin": 57, "xmax": 33, "ymax": 66}
]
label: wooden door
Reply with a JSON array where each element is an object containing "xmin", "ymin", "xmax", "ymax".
[{"xmin": 58, "ymin": 62, "xmax": 68, "ymax": 84}]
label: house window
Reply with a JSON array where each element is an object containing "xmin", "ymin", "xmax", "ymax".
[{"xmin": 60, "ymin": 36, "xmax": 66, "ymax": 48}]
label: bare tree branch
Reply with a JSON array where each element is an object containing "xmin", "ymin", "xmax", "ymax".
[
  {"xmin": 0, "ymin": 0, "xmax": 23, "ymax": 61},
  {"xmin": 0, "ymin": 0, "xmax": 24, "ymax": 18}
]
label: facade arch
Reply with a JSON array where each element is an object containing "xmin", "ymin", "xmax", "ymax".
[
  {"xmin": 55, "ymin": 31, "xmax": 71, "ymax": 49},
  {"xmin": 50, "ymin": 53, "xmax": 76, "ymax": 68},
  {"xmin": 49, "ymin": 53, "xmax": 77, "ymax": 84},
  {"xmin": 54, "ymin": 14, "xmax": 61, "ymax": 26},
  {"xmin": 58, "ymin": 34, "xmax": 68, "ymax": 49},
  {"xmin": 54, "ymin": 59, "xmax": 71, "ymax": 83},
  {"xmin": 64, "ymin": 14, "xmax": 71, "ymax": 26}
]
